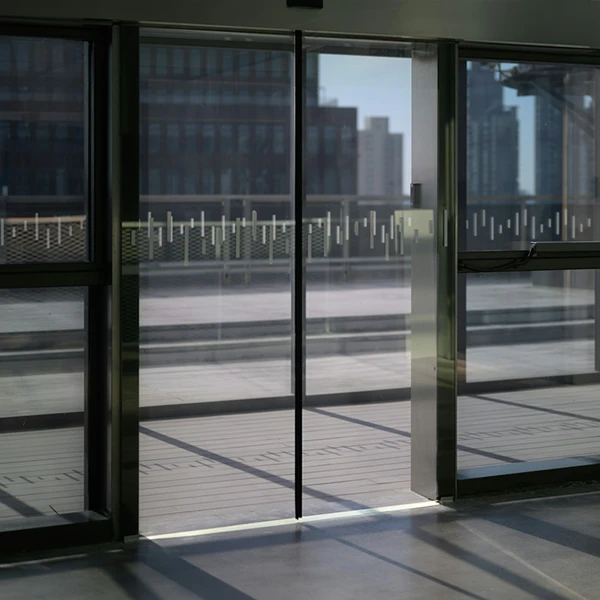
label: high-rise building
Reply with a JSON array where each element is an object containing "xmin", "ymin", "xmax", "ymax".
[
  {"xmin": 466, "ymin": 62, "xmax": 519, "ymax": 199},
  {"xmin": 535, "ymin": 73, "xmax": 594, "ymax": 202},
  {"xmin": 0, "ymin": 37, "xmax": 85, "ymax": 219},
  {"xmin": 139, "ymin": 45, "xmax": 358, "ymax": 209},
  {"xmin": 357, "ymin": 117, "xmax": 403, "ymax": 196},
  {"xmin": 0, "ymin": 39, "xmax": 359, "ymax": 222}
]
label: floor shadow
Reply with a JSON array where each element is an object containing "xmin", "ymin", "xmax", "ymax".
[
  {"xmin": 300, "ymin": 522, "xmax": 491, "ymax": 600},
  {"xmin": 138, "ymin": 540, "xmax": 258, "ymax": 600},
  {"xmin": 0, "ymin": 487, "xmax": 44, "ymax": 518},
  {"xmin": 104, "ymin": 559, "xmax": 165, "ymax": 600},
  {"xmin": 309, "ymin": 407, "xmax": 523, "ymax": 464},
  {"xmin": 410, "ymin": 525, "xmax": 575, "ymax": 600},
  {"xmin": 140, "ymin": 425, "xmax": 367, "ymax": 511},
  {"xmin": 468, "ymin": 393, "xmax": 600, "ymax": 425},
  {"xmin": 482, "ymin": 510, "xmax": 600, "ymax": 560}
]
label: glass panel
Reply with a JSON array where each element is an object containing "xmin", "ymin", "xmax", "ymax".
[
  {"xmin": 303, "ymin": 40, "xmax": 415, "ymax": 516},
  {"xmin": 464, "ymin": 60, "xmax": 600, "ymax": 251},
  {"xmin": 0, "ymin": 288, "xmax": 86, "ymax": 526},
  {"xmin": 0, "ymin": 36, "xmax": 87, "ymax": 263},
  {"xmin": 458, "ymin": 270, "xmax": 600, "ymax": 469},
  {"xmin": 139, "ymin": 36, "xmax": 294, "ymax": 534}
]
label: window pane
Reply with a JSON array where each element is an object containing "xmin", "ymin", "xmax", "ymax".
[
  {"xmin": 0, "ymin": 36, "xmax": 87, "ymax": 264},
  {"xmin": 167, "ymin": 123, "xmax": 179, "ymax": 153},
  {"xmin": 156, "ymin": 48, "xmax": 168, "ymax": 74},
  {"xmin": 255, "ymin": 124, "xmax": 268, "ymax": 154},
  {"xmin": 190, "ymin": 48, "xmax": 201, "ymax": 76},
  {"xmin": 173, "ymin": 48, "xmax": 185, "ymax": 75},
  {"xmin": 238, "ymin": 125, "xmax": 250, "ymax": 153},
  {"xmin": 149, "ymin": 123, "xmax": 161, "ymax": 153},
  {"xmin": 140, "ymin": 46, "xmax": 151, "ymax": 75},
  {"xmin": 304, "ymin": 42, "xmax": 413, "ymax": 516},
  {"xmin": 255, "ymin": 51, "xmax": 266, "ymax": 78},
  {"xmin": 273, "ymin": 125, "xmax": 285, "ymax": 154},
  {"xmin": 0, "ymin": 288, "xmax": 86, "ymax": 525},
  {"xmin": 203, "ymin": 124, "xmax": 215, "ymax": 153},
  {"xmin": 184, "ymin": 123, "xmax": 197, "ymax": 153},
  {"xmin": 464, "ymin": 60, "xmax": 600, "ymax": 250},
  {"xmin": 324, "ymin": 126, "xmax": 336, "ymax": 154},
  {"xmin": 220, "ymin": 124, "xmax": 233, "ymax": 154},
  {"xmin": 459, "ymin": 270, "xmax": 600, "ymax": 471},
  {"xmin": 307, "ymin": 125, "xmax": 319, "ymax": 155},
  {"xmin": 139, "ymin": 37, "xmax": 294, "ymax": 533}
]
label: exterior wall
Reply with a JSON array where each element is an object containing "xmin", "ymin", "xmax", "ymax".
[{"xmin": 358, "ymin": 117, "xmax": 403, "ymax": 197}]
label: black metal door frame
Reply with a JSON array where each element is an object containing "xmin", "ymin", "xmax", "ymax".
[
  {"xmin": 457, "ymin": 44, "xmax": 600, "ymax": 495},
  {"xmin": 0, "ymin": 22, "xmax": 114, "ymax": 556}
]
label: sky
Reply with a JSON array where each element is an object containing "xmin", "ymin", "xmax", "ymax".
[{"xmin": 320, "ymin": 55, "xmax": 537, "ymax": 196}]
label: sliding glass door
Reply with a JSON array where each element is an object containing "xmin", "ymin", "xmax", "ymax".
[
  {"xmin": 457, "ymin": 54, "xmax": 600, "ymax": 493},
  {"xmin": 0, "ymin": 25, "xmax": 112, "ymax": 553},
  {"xmin": 137, "ymin": 32, "xmax": 453, "ymax": 534}
]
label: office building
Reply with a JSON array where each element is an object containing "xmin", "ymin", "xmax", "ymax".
[
  {"xmin": 358, "ymin": 116, "xmax": 403, "ymax": 196},
  {"xmin": 140, "ymin": 46, "xmax": 357, "ymax": 204},
  {"xmin": 0, "ymin": 37, "xmax": 84, "ymax": 218},
  {"xmin": 466, "ymin": 62, "xmax": 519, "ymax": 198}
]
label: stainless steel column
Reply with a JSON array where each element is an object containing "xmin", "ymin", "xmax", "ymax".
[{"xmin": 410, "ymin": 42, "xmax": 458, "ymax": 501}]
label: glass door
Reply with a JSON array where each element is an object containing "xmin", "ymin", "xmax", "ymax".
[
  {"xmin": 136, "ymin": 33, "xmax": 458, "ymax": 536},
  {"xmin": 0, "ymin": 26, "xmax": 112, "ymax": 554},
  {"xmin": 300, "ymin": 37, "xmax": 419, "ymax": 517},
  {"xmin": 457, "ymin": 51, "xmax": 600, "ymax": 493},
  {"xmin": 138, "ymin": 31, "xmax": 296, "ymax": 535}
]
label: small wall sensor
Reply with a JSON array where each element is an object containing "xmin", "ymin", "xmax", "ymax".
[{"xmin": 287, "ymin": 0, "xmax": 324, "ymax": 8}]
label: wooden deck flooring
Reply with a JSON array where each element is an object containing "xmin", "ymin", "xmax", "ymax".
[{"xmin": 2, "ymin": 383, "xmax": 600, "ymax": 534}]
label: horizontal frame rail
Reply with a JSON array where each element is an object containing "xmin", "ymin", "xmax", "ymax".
[
  {"xmin": 0, "ymin": 266, "xmax": 108, "ymax": 288},
  {"xmin": 459, "ymin": 44, "xmax": 600, "ymax": 66},
  {"xmin": 458, "ymin": 247, "xmax": 600, "ymax": 273}
]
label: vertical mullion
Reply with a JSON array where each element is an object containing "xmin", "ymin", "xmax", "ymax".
[
  {"xmin": 457, "ymin": 60, "xmax": 467, "ymax": 390},
  {"xmin": 436, "ymin": 42, "xmax": 459, "ymax": 500},
  {"xmin": 594, "ymin": 72, "xmax": 600, "ymax": 373},
  {"xmin": 293, "ymin": 30, "xmax": 306, "ymax": 520},
  {"xmin": 84, "ymin": 35, "xmax": 110, "ymax": 514},
  {"xmin": 111, "ymin": 24, "xmax": 140, "ymax": 540}
]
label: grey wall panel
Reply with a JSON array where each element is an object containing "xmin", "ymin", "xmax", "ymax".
[{"xmin": 3, "ymin": 0, "xmax": 600, "ymax": 49}]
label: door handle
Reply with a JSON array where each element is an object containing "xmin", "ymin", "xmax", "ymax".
[{"xmin": 410, "ymin": 183, "xmax": 422, "ymax": 209}]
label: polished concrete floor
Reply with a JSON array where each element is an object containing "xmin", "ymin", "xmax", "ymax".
[{"xmin": 2, "ymin": 490, "xmax": 600, "ymax": 599}]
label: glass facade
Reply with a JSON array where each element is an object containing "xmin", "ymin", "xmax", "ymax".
[
  {"xmin": 464, "ymin": 60, "xmax": 600, "ymax": 251},
  {"xmin": 2, "ymin": 23, "xmax": 600, "ymax": 554},
  {"xmin": 0, "ymin": 288, "xmax": 86, "ymax": 523},
  {"xmin": 458, "ymin": 270, "xmax": 600, "ymax": 469},
  {"xmin": 458, "ymin": 57, "xmax": 600, "ymax": 481}
]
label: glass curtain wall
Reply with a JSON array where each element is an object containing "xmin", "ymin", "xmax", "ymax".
[
  {"xmin": 0, "ymin": 34, "xmax": 100, "ymax": 531},
  {"xmin": 458, "ymin": 60, "xmax": 600, "ymax": 473},
  {"xmin": 302, "ymin": 40, "xmax": 417, "ymax": 515},
  {"xmin": 138, "ymin": 32, "xmax": 295, "ymax": 534}
]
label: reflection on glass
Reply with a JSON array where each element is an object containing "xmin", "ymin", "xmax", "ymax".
[
  {"xmin": 0, "ymin": 288, "xmax": 85, "ymax": 524},
  {"xmin": 465, "ymin": 60, "xmax": 600, "ymax": 251},
  {"xmin": 458, "ymin": 270, "xmax": 600, "ymax": 469},
  {"xmin": 0, "ymin": 36, "xmax": 87, "ymax": 263},
  {"xmin": 139, "ymin": 37, "xmax": 294, "ymax": 533},
  {"xmin": 303, "ymin": 41, "xmax": 414, "ymax": 516}
]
